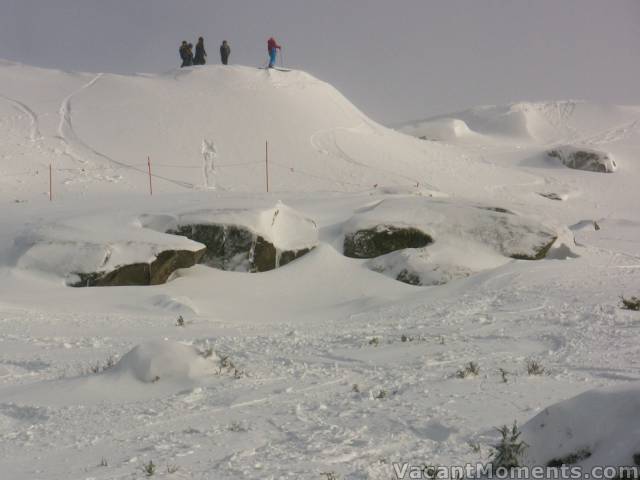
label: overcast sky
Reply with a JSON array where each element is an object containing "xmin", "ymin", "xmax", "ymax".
[{"xmin": 1, "ymin": 0, "xmax": 639, "ymax": 124}]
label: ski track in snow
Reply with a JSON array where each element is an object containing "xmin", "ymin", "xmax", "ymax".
[
  {"xmin": 56, "ymin": 73, "xmax": 196, "ymax": 190},
  {"xmin": 0, "ymin": 94, "xmax": 42, "ymax": 142}
]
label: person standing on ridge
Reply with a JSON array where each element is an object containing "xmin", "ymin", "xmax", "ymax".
[
  {"xmin": 267, "ymin": 37, "xmax": 281, "ymax": 68},
  {"xmin": 179, "ymin": 41, "xmax": 189, "ymax": 67},
  {"xmin": 184, "ymin": 43, "xmax": 194, "ymax": 67},
  {"xmin": 193, "ymin": 37, "xmax": 207, "ymax": 65},
  {"xmin": 220, "ymin": 40, "xmax": 230, "ymax": 65}
]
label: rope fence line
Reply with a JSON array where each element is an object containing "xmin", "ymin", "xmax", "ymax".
[{"xmin": 5, "ymin": 144, "xmax": 431, "ymax": 200}]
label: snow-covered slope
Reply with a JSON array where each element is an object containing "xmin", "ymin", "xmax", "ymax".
[
  {"xmin": 0, "ymin": 60, "xmax": 461, "ymax": 199},
  {"xmin": 1, "ymin": 61, "xmax": 639, "ymax": 479}
]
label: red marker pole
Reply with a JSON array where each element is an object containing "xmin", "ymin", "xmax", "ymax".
[
  {"xmin": 147, "ymin": 156, "xmax": 153, "ymax": 196},
  {"xmin": 49, "ymin": 163, "xmax": 52, "ymax": 201},
  {"xmin": 265, "ymin": 140, "xmax": 269, "ymax": 193}
]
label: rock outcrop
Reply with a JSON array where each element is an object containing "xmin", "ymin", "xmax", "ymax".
[
  {"xmin": 167, "ymin": 223, "xmax": 311, "ymax": 272},
  {"xmin": 70, "ymin": 248, "xmax": 206, "ymax": 287},
  {"xmin": 548, "ymin": 145, "xmax": 617, "ymax": 173},
  {"xmin": 343, "ymin": 225, "xmax": 433, "ymax": 259}
]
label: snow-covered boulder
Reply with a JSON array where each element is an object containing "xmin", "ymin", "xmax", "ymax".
[
  {"xmin": 366, "ymin": 248, "xmax": 473, "ymax": 286},
  {"xmin": 108, "ymin": 341, "xmax": 219, "ymax": 384},
  {"xmin": 521, "ymin": 382, "xmax": 640, "ymax": 470},
  {"xmin": 344, "ymin": 198, "xmax": 557, "ymax": 260},
  {"xmin": 343, "ymin": 197, "xmax": 556, "ymax": 284},
  {"xmin": 547, "ymin": 145, "xmax": 617, "ymax": 173},
  {"xmin": 155, "ymin": 202, "xmax": 318, "ymax": 272},
  {"xmin": 14, "ymin": 218, "xmax": 206, "ymax": 287}
]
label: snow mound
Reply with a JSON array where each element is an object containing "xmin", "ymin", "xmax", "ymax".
[
  {"xmin": 108, "ymin": 341, "xmax": 219, "ymax": 384},
  {"xmin": 13, "ymin": 215, "xmax": 204, "ymax": 284},
  {"xmin": 150, "ymin": 294, "xmax": 199, "ymax": 314},
  {"xmin": 366, "ymin": 247, "xmax": 477, "ymax": 286},
  {"xmin": 400, "ymin": 101, "xmax": 640, "ymax": 144},
  {"xmin": 400, "ymin": 118, "xmax": 477, "ymax": 142},
  {"xmin": 344, "ymin": 197, "xmax": 557, "ymax": 261},
  {"xmin": 522, "ymin": 382, "xmax": 640, "ymax": 468},
  {"xmin": 547, "ymin": 144, "xmax": 617, "ymax": 173}
]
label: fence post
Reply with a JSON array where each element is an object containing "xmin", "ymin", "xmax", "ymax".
[
  {"xmin": 49, "ymin": 163, "xmax": 52, "ymax": 201},
  {"xmin": 265, "ymin": 140, "xmax": 269, "ymax": 193},
  {"xmin": 147, "ymin": 156, "xmax": 153, "ymax": 196}
]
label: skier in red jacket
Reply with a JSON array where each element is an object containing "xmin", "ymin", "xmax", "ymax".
[{"xmin": 267, "ymin": 37, "xmax": 281, "ymax": 68}]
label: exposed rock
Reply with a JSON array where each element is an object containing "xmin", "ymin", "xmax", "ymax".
[
  {"xmin": 70, "ymin": 248, "xmax": 206, "ymax": 287},
  {"xmin": 548, "ymin": 145, "xmax": 617, "ymax": 173},
  {"xmin": 168, "ymin": 223, "xmax": 312, "ymax": 272},
  {"xmin": 477, "ymin": 206, "xmax": 514, "ymax": 215},
  {"xmin": 538, "ymin": 192, "xmax": 564, "ymax": 201},
  {"xmin": 343, "ymin": 225, "xmax": 433, "ymax": 259}
]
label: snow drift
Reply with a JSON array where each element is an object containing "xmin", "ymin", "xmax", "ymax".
[{"xmin": 522, "ymin": 382, "xmax": 640, "ymax": 470}]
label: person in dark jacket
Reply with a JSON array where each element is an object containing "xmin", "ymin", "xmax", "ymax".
[
  {"xmin": 185, "ymin": 43, "xmax": 194, "ymax": 66},
  {"xmin": 267, "ymin": 37, "xmax": 281, "ymax": 68},
  {"xmin": 179, "ymin": 41, "xmax": 189, "ymax": 67},
  {"xmin": 220, "ymin": 40, "xmax": 230, "ymax": 65},
  {"xmin": 193, "ymin": 37, "xmax": 207, "ymax": 65}
]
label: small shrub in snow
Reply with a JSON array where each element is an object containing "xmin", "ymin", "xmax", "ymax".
[
  {"xmin": 352, "ymin": 383, "xmax": 360, "ymax": 393},
  {"xmin": 176, "ymin": 315, "xmax": 185, "ymax": 327},
  {"xmin": 621, "ymin": 296, "xmax": 640, "ymax": 311},
  {"xmin": 320, "ymin": 472, "xmax": 338, "ymax": 480},
  {"xmin": 98, "ymin": 457, "xmax": 108, "ymax": 467},
  {"xmin": 141, "ymin": 460, "xmax": 156, "ymax": 477},
  {"xmin": 499, "ymin": 368, "xmax": 509, "ymax": 383},
  {"xmin": 228, "ymin": 421, "xmax": 247, "ymax": 433},
  {"xmin": 374, "ymin": 389, "xmax": 387, "ymax": 399},
  {"xmin": 468, "ymin": 441, "xmax": 481, "ymax": 454},
  {"xmin": 456, "ymin": 361, "xmax": 480, "ymax": 378},
  {"xmin": 546, "ymin": 448, "xmax": 591, "ymax": 467},
  {"xmin": 166, "ymin": 464, "xmax": 179, "ymax": 474},
  {"xmin": 84, "ymin": 354, "xmax": 117, "ymax": 375},
  {"xmin": 368, "ymin": 337, "xmax": 380, "ymax": 347},
  {"xmin": 526, "ymin": 360, "xmax": 545, "ymax": 376},
  {"xmin": 491, "ymin": 422, "xmax": 528, "ymax": 470},
  {"xmin": 216, "ymin": 354, "xmax": 245, "ymax": 378}
]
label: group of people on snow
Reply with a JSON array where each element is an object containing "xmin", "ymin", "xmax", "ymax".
[
  {"xmin": 178, "ymin": 37, "xmax": 281, "ymax": 68},
  {"xmin": 179, "ymin": 37, "xmax": 221, "ymax": 67}
]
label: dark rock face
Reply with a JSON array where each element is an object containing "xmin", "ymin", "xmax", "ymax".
[
  {"xmin": 168, "ymin": 224, "xmax": 313, "ymax": 272},
  {"xmin": 396, "ymin": 269, "xmax": 422, "ymax": 286},
  {"xmin": 70, "ymin": 248, "xmax": 206, "ymax": 287},
  {"xmin": 509, "ymin": 236, "xmax": 557, "ymax": 260},
  {"xmin": 477, "ymin": 206, "xmax": 514, "ymax": 215},
  {"xmin": 548, "ymin": 147, "xmax": 616, "ymax": 173},
  {"xmin": 343, "ymin": 225, "xmax": 433, "ymax": 259}
]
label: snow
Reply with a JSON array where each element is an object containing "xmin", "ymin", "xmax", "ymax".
[
  {"xmin": 522, "ymin": 382, "xmax": 640, "ymax": 468},
  {"xmin": 0, "ymin": 60, "xmax": 639, "ymax": 479}
]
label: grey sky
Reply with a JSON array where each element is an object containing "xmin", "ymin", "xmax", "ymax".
[{"xmin": 1, "ymin": 0, "xmax": 639, "ymax": 124}]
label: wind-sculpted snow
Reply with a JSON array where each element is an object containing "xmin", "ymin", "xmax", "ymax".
[{"xmin": 521, "ymin": 382, "xmax": 640, "ymax": 469}]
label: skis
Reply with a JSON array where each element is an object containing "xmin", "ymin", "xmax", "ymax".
[{"xmin": 258, "ymin": 66, "xmax": 291, "ymax": 72}]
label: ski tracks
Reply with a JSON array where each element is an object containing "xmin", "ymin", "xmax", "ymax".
[
  {"xmin": 0, "ymin": 94, "xmax": 42, "ymax": 143},
  {"xmin": 55, "ymin": 73, "xmax": 195, "ymax": 190}
]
